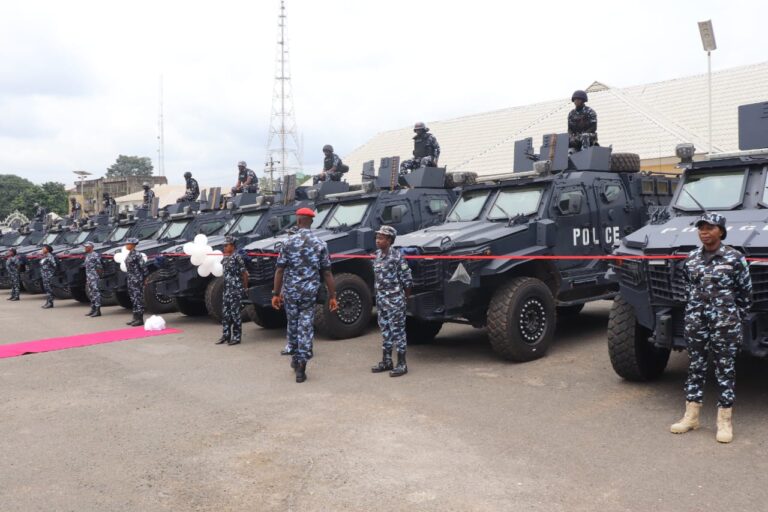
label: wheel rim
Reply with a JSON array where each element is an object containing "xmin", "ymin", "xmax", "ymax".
[
  {"xmin": 336, "ymin": 288, "xmax": 363, "ymax": 325},
  {"xmin": 154, "ymin": 285, "xmax": 173, "ymax": 305},
  {"xmin": 518, "ymin": 297, "xmax": 547, "ymax": 345}
]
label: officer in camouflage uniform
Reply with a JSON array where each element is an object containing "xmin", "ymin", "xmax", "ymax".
[
  {"xmin": 124, "ymin": 237, "xmax": 147, "ymax": 326},
  {"xmin": 142, "ymin": 182, "xmax": 155, "ymax": 209},
  {"xmin": 102, "ymin": 193, "xmax": 117, "ymax": 216},
  {"xmin": 568, "ymin": 90, "xmax": 598, "ymax": 150},
  {"xmin": 670, "ymin": 213, "xmax": 752, "ymax": 444},
  {"xmin": 216, "ymin": 236, "xmax": 249, "ymax": 346},
  {"xmin": 371, "ymin": 225, "xmax": 413, "ymax": 377},
  {"xmin": 69, "ymin": 197, "xmax": 82, "ymax": 221},
  {"xmin": 178, "ymin": 172, "xmax": 200, "ymax": 202},
  {"xmin": 83, "ymin": 241, "xmax": 103, "ymax": 317},
  {"xmin": 232, "ymin": 161, "xmax": 259, "ymax": 195},
  {"xmin": 40, "ymin": 244, "xmax": 56, "ymax": 309},
  {"xmin": 272, "ymin": 207, "xmax": 338, "ymax": 383},
  {"xmin": 400, "ymin": 122, "xmax": 441, "ymax": 175},
  {"xmin": 33, "ymin": 203, "xmax": 47, "ymax": 222},
  {"xmin": 314, "ymin": 145, "xmax": 348, "ymax": 183},
  {"xmin": 6, "ymin": 248, "xmax": 21, "ymax": 301}
]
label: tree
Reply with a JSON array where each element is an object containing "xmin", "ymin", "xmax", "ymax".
[
  {"xmin": 0, "ymin": 175, "xmax": 37, "ymax": 219},
  {"xmin": 0, "ymin": 175, "xmax": 68, "ymax": 219},
  {"xmin": 106, "ymin": 155, "xmax": 154, "ymax": 178}
]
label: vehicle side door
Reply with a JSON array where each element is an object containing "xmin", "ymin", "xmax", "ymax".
[
  {"xmin": 551, "ymin": 184, "xmax": 595, "ymax": 269},
  {"xmin": 375, "ymin": 200, "xmax": 415, "ymax": 234},
  {"xmin": 592, "ymin": 177, "xmax": 630, "ymax": 253}
]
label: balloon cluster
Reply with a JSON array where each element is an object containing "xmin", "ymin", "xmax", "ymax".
[
  {"xmin": 184, "ymin": 234, "xmax": 223, "ymax": 277},
  {"xmin": 114, "ymin": 247, "xmax": 148, "ymax": 272}
]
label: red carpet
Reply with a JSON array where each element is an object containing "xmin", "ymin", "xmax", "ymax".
[{"xmin": 0, "ymin": 327, "xmax": 183, "ymax": 359}]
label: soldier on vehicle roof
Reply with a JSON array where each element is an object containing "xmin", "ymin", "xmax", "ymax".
[
  {"xmin": 102, "ymin": 193, "xmax": 117, "ymax": 216},
  {"xmin": 314, "ymin": 145, "xmax": 348, "ymax": 184},
  {"xmin": 33, "ymin": 203, "xmax": 47, "ymax": 222},
  {"xmin": 232, "ymin": 161, "xmax": 259, "ymax": 195},
  {"xmin": 216, "ymin": 236, "xmax": 249, "ymax": 346},
  {"xmin": 178, "ymin": 172, "xmax": 200, "ymax": 203},
  {"xmin": 69, "ymin": 197, "xmax": 82, "ymax": 221},
  {"xmin": 142, "ymin": 182, "xmax": 155, "ymax": 209},
  {"xmin": 400, "ymin": 122, "xmax": 441, "ymax": 175},
  {"xmin": 568, "ymin": 90, "xmax": 598, "ymax": 151}
]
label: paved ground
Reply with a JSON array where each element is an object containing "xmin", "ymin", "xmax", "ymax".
[{"xmin": 1, "ymin": 295, "xmax": 767, "ymax": 512}]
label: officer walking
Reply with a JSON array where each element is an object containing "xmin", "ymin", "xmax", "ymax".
[
  {"xmin": 40, "ymin": 244, "xmax": 57, "ymax": 309},
  {"xmin": 6, "ymin": 248, "xmax": 21, "ymax": 301},
  {"xmin": 69, "ymin": 197, "xmax": 82, "ymax": 221},
  {"xmin": 124, "ymin": 237, "xmax": 147, "ymax": 326},
  {"xmin": 271, "ymin": 207, "xmax": 338, "ymax": 383},
  {"xmin": 232, "ymin": 161, "xmax": 259, "ymax": 195},
  {"xmin": 371, "ymin": 226, "xmax": 413, "ymax": 377},
  {"xmin": 216, "ymin": 236, "xmax": 249, "ymax": 346},
  {"xmin": 83, "ymin": 242, "xmax": 103, "ymax": 317},
  {"xmin": 314, "ymin": 145, "xmax": 348, "ymax": 183},
  {"xmin": 568, "ymin": 90, "xmax": 598, "ymax": 150},
  {"xmin": 142, "ymin": 182, "xmax": 155, "ymax": 209},
  {"xmin": 178, "ymin": 172, "xmax": 200, "ymax": 202},
  {"xmin": 400, "ymin": 122, "xmax": 440, "ymax": 175},
  {"xmin": 670, "ymin": 213, "xmax": 752, "ymax": 443}
]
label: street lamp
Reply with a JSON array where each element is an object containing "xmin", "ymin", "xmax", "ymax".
[
  {"xmin": 698, "ymin": 20, "xmax": 717, "ymax": 157},
  {"xmin": 73, "ymin": 170, "xmax": 92, "ymax": 199}
]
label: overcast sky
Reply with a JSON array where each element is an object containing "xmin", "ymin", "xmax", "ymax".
[{"xmin": 2, "ymin": 0, "xmax": 767, "ymax": 188}]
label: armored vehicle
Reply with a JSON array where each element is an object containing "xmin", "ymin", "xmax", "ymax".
[
  {"xmin": 244, "ymin": 159, "xmax": 458, "ymax": 339},
  {"xmin": 608, "ymin": 101, "xmax": 768, "ymax": 381},
  {"xmin": 397, "ymin": 135, "xmax": 676, "ymax": 362},
  {"xmin": 0, "ymin": 224, "xmax": 45, "ymax": 289}
]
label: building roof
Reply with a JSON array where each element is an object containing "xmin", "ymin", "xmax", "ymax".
[{"xmin": 343, "ymin": 61, "xmax": 768, "ymax": 181}]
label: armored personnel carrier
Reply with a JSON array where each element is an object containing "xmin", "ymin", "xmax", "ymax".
[{"xmin": 0, "ymin": 223, "xmax": 45, "ymax": 288}]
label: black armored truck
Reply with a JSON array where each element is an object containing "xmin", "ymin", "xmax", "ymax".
[
  {"xmin": 607, "ymin": 101, "xmax": 768, "ymax": 381},
  {"xmin": 396, "ymin": 134, "xmax": 677, "ymax": 362}
]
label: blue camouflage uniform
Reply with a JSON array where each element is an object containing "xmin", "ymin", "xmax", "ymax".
[
  {"xmin": 567, "ymin": 105, "xmax": 598, "ymax": 149},
  {"xmin": 374, "ymin": 247, "xmax": 413, "ymax": 354},
  {"xmin": 40, "ymin": 253, "xmax": 57, "ymax": 304},
  {"xmin": 221, "ymin": 252, "xmax": 247, "ymax": 343},
  {"xmin": 7, "ymin": 254, "xmax": 21, "ymax": 299},
  {"xmin": 142, "ymin": 188, "xmax": 155, "ymax": 208},
  {"xmin": 235, "ymin": 168, "xmax": 259, "ymax": 193},
  {"xmin": 683, "ymin": 237, "xmax": 752, "ymax": 408},
  {"xmin": 182, "ymin": 177, "xmax": 200, "ymax": 201},
  {"xmin": 400, "ymin": 132, "xmax": 441, "ymax": 174},
  {"xmin": 84, "ymin": 251, "xmax": 103, "ymax": 308},
  {"xmin": 125, "ymin": 249, "xmax": 147, "ymax": 315},
  {"xmin": 277, "ymin": 228, "xmax": 331, "ymax": 364}
]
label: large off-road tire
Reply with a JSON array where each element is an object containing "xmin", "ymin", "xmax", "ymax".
[
  {"xmin": 205, "ymin": 278, "xmax": 253, "ymax": 323},
  {"xmin": 143, "ymin": 270, "xmax": 177, "ymax": 314},
  {"xmin": 405, "ymin": 317, "xmax": 443, "ymax": 345},
  {"xmin": 52, "ymin": 285, "xmax": 72, "ymax": 300},
  {"xmin": 607, "ymin": 296, "xmax": 670, "ymax": 381},
  {"xmin": 445, "ymin": 171, "xmax": 478, "ymax": 188},
  {"xmin": 557, "ymin": 304, "xmax": 585, "ymax": 317},
  {"xmin": 115, "ymin": 290, "xmax": 133, "ymax": 310},
  {"xmin": 487, "ymin": 277, "xmax": 557, "ymax": 362},
  {"xmin": 610, "ymin": 152, "xmax": 641, "ymax": 172},
  {"xmin": 251, "ymin": 304, "xmax": 287, "ymax": 329},
  {"xmin": 175, "ymin": 297, "xmax": 208, "ymax": 316},
  {"xmin": 70, "ymin": 286, "xmax": 89, "ymax": 303},
  {"xmin": 22, "ymin": 278, "xmax": 42, "ymax": 294},
  {"xmin": 315, "ymin": 273, "xmax": 373, "ymax": 340},
  {"xmin": 99, "ymin": 289, "xmax": 118, "ymax": 307}
]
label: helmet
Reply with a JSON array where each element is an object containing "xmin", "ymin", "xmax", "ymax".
[
  {"xmin": 142, "ymin": 182, "xmax": 150, "ymax": 188},
  {"xmin": 695, "ymin": 212, "xmax": 728, "ymax": 240},
  {"xmin": 34, "ymin": 202, "xmax": 40, "ymax": 207},
  {"xmin": 183, "ymin": 171, "xmax": 192, "ymax": 179},
  {"xmin": 413, "ymin": 122, "xmax": 428, "ymax": 132},
  {"xmin": 224, "ymin": 236, "xmax": 237, "ymax": 246},
  {"xmin": 571, "ymin": 90, "xmax": 588, "ymax": 102},
  {"xmin": 102, "ymin": 192, "xmax": 109, "ymax": 198},
  {"xmin": 375, "ymin": 225, "xmax": 398, "ymax": 240},
  {"xmin": 322, "ymin": 144, "xmax": 333, "ymax": 153},
  {"xmin": 237, "ymin": 161, "xmax": 247, "ymax": 167}
]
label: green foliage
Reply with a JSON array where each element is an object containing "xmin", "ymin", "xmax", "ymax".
[
  {"xmin": 106, "ymin": 155, "xmax": 154, "ymax": 178},
  {"xmin": 0, "ymin": 175, "xmax": 68, "ymax": 219}
]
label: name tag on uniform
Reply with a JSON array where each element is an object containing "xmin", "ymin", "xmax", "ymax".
[{"xmin": 714, "ymin": 265, "xmax": 732, "ymax": 271}]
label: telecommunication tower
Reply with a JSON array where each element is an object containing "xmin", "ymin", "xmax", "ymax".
[{"xmin": 157, "ymin": 74, "xmax": 166, "ymax": 177}]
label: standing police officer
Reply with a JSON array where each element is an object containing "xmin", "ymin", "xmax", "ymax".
[
  {"xmin": 6, "ymin": 248, "xmax": 21, "ymax": 301},
  {"xmin": 400, "ymin": 122, "xmax": 441, "ymax": 175},
  {"xmin": 670, "ymin": 213, "xmax": 752, "ymax": 443},
  {"xmin": 102, "ymin": 193, "xmax": 117, "ymax": 216},
  {"xmin": 568, "ymin": 90, "xmax": 598, "ymax": 150},
  {"xmin": 216, "ymin": 236, "xmax": 249, "ymax": 346},
  {"xmin": 314, "ymin": 145, "xmax": 347, "ymax": 183},
  {"xmin": 271, "ymin": 208, "xmax": 338, "ymax": 383},
  {"xmin": 40, "ymin": 244, "xmax": 57, "ymax": 309},
  {"xmin": 142, "ymin": 182, "xmax": 155, "ymax": 209},
  {"xmin": 124, "ymin": 237, "xmax": 147, "ymax": 326},
  {"xmin": 33, "ymin": 203, "xmax": 47, "ymax": 222},
  {"xmin": 83, "ymin": 242, "xmax": 103, "ymax": 317},
  {"xmin": 232, "ymin": 161, "xmax": 259, "ymax": 195},
  {"xmin": 371, "ymin": 225, "xmax": 413, "ymax": 377},
  {"xmin": 178, "ymin": 172, "xmax": 200, "ymax": 202},
  {"xmin": 69, "ymin": 197, "xmax": 82, "ymax": 221}
]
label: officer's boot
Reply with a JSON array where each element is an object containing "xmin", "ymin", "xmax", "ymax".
[
  {"xmin": 716, "ymin": 407, "xmax": 734, "ymax": 443},
  {"xmin": 390, "ymin": 352, "xmax": 408, "ymax": 377},
  {"xmin": 126, "ymin": 314, "xmax": 135, "ymax": 325},
  {"xmin": 371, "ymin": 349, "xmax": 393, "ymax": 373},
  {"xmin": 42, "ymin": 299, "xmax": 53, "ymax": 309},
  {"xmin": 670, "ymin": 401, "xmax": 702, "ymax": 434},
  {"xmin": 85, "ymin": 306, "xmax": 96, "ymax": 317},
  {"xmin": 215, "ymin": 337, "xmax": 229, "ymax": 345},
  {"xmin": 129, "ymin": 313, "xmax": 144, "ymax": 327},
  {"xmin": 295, "ymin": 361, "xmax": 307, "ymax": 383},
  {"xmin": 92, "ymin": 307, "xmax": 101, "ymax": 317}
]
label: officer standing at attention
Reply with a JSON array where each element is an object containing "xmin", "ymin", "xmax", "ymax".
[
  {"xmin": 216, "ymin": 236, "xmax": 249, "ymax": 346},
  {"xmin": 33, "ymin": 202, "xmax": 47, "ymax": 222},
  {"xmin": 670, "ymin": 213, "xmax": 752, "ymax": 443},
  {"xmin": 102, "ymin": 193, "xmax": 117, "ymax": 216},
  {"xmin": 568, "ymin": 90, "xmax": 598, "ymax": 150},
  {"xmin": 400, "ymin": 122, "xmax": 441, "ymax": 175},
  {"xmin": 69, "ymin": 197, "xmax": 82, "ymax": 221},
  {"xmin": 6, "ymin": 248, "xmax": 21, "ymax": 301},
  {"xmin": 124, "ymin": 237, "xmax": 147, "ymax": 326},
  {"xmin": 142, "ymin": 182, "xmax": 155, "ymax": 209},
  {"xmin": 177, "ymin": 172, "xmax": 200, "ymax": 203},
  {"xmin": 314, "ymin": 145, "xmax": 347, "ymax": 183},
  {"xmin": 83, "ymin": 242, "xmax": 103, "ymax": 317},
  {"xmin": 40, "ymin": 244, "xmax": 57, "ymax": 309},
  {"xmin": 232, "ymin": 161, "xmax": 259, "ymax": 195},
  {"xmin": 271, "ymin": 207, "xmax": 338, "ymax": 383},
  {"xmin": 371, "ymin": 225, "xmax": 413, "ymax": 377}
]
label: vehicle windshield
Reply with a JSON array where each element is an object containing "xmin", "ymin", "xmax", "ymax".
[
  {"xmin": 312, "ymin": 204, "xmax": 333, "ymax": 228},
  {"xmin": 61, "ymin": 231, "xmax": 82, "ymax": 244},
  {"xmin": 157, "ymin": 220, "xmax": 190, "ymax": 239},
  {"xmin": 73, "ymin": 230, "xmax": 91, "ymax": 244},
  {"xmin": 323, "ymin": 200, "xmax": 371, "ymax": 229},
  {"xmin": 42, "ymin": 233, "xmax": 59, "ymax": 244},
  {"xmin": 487, "ymin": 187, "xmax": 543, "ymax": 221},
  {"xmin": 9, "ymin": 235, "xmax": 24, "ymax": 246},
  {"xmin": 227, "ymin": 212, "xmax": 263, "ymax": 235},
  {"xmin": 107, "ymin": 226, "xmax": 130, "ymax": 242},
  {"xmin": 675, "ymin": 171, "xmax": 746, "ymax": 210},
  {"xmin": 447, "ymin": 190, "xmax": 491, "ymax": 222}
]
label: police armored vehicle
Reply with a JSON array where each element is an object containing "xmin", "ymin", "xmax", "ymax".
[
  {"xmin": 397, "ymin": 134, "xmax": 676, "ymax": 362},
  {"xmin": 0, "ymin": 223, "xmax": 45, "ymax": 289},
  {"xmin": 607, "ymin": 101, "xmax": 768, "ymax": 381},
  {"xmin": 244, "ymin": 158, "xmax": 458, "ymax": 339}
]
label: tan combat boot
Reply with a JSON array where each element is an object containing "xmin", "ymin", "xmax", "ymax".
[
  {"xmin": 716, "ymin": 407, "xmax": 733, "ymax": 443},
  {"xmin": 670, "ymin": 401, "xmax": 702, "ymax": 434}
]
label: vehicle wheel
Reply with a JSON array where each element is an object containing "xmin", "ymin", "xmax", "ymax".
[
  {"xmin": 99, "ymin": 289, "xmax": 118, "ymax": 307},
  {"xmin": 175, "ymin": 297, "xmax": 208, "ymax": 316},
  {"xmin": 405, "ymin": 316, "xmax": 443, "ymax": 344},
  {"xmin": 242, "ymin": 304, "xmax": 255, "ymax": 322},
  {"xmin": 251, "ymin": 304, "xmax": 287, "ymax": 329},
  {"xmin": 607, "ymin": 296, "xmax": 669, "ymax": 381},
  {"xmin": 487, "ymin": 277, "xmax": 556, "ymax": 362},
  {"xmin": 204, "ymin": 277, "xmax": 226, "ymax": 322},
  {"xmin": 115, "ymin": 290, "xmax": 133, "ymax": 310},
  {"xmin": 557, "ymin": 304, "xmax": 584, "ymax": 317},
  {"xmin": 143, "ymin": 270, "xmax": 177, "ymax": 314},
  {"xmin": 70, "ymin": 286, "xmax": 89, "ymax": 303},
  {"xmin": 52, "ymin": 285, "xmax": 72, "ymax": 300},
  {"xmin": 610, "ymin": 152, "xmax": 641, "ymax": 172},
  {"xmin": 315, "ymin": 273, "xmax": 373, "ymax": 339}
]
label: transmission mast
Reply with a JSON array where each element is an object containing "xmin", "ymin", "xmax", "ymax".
[
  {"xmin": 157, "ymin": 74, "xmax": 166, "ymax": 177},
  {"xmin": 265, "ymin": 0, "xmax": 302, "ymax": 182}
]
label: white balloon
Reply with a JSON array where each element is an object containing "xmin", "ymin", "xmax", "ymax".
[
  {"xmin": 190, "ymin": 252, "xmax": 206, "ymax": 266},
  {"xmin": 211, "ymin": 262, "xmax": 223, "ymax": 277},
  {"xmin": 140, "ymin": 253, "xmax": 148, "ymax": 263},
  {"xmin": 194, "ymin": 234, "xmax": 208, "ymax": 246},
  {"xmin": 120, "ymin": 262, "xmax": 127, "ymax": 272},
  {"xmin": 183, "ymin": 242, "xmax": 196, "ymax": 255},
  {"xmin": 197, "ymin": 264, "xmax": 210, "ymax": 277}
]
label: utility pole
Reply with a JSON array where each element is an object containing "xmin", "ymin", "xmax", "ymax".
[{"xmin": 158, "ymin": 74, "xmax": 166, "ymax": 176}]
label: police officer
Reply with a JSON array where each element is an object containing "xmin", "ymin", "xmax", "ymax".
[
  {"xmin": 232, "ymin": 161, "xmax": 259, "ymax": 195},
  {"xmin": 568, "ymin": 90, "xmax": 598, "ymax": 150},
  {"xmin": 271, "ymin": 207, "xmax": 338, "ymax": 383},
  {"xmin": 6, "ymin": 248, "xmax": 21, "ymax": 301},
  {"xmin": 33, "ymin": 202, "xmax": 47, "ymax": 222},
  {"xmin": 371, "ymin": 225, "xmax": 413, "ymax": 377},
  {"xmin": 69, "ymin": 197, "xmax": 82, "ymax": 221},
  {"xmin": 400, "ymin": 122, "xmax": 441, "ymax": 175},
  {"xmin": 216, "ymin": 236, "xmax": 249, "ymax": 346},
  {"xmin": 83, "ymin": 241, "xmax": 103, "ymax": 317},
  {"xmin": 102, "ymin": 193, "xmax": 117, "ymax": 216},
  {"xmin": 40, "ymin": 244, "xmax": 57, "ymax": 309},
  {"xmin": 178, "ymin": 172, "xmax": 200, "ymax": 203},
  {"xmin": 142, "ymin": 182, "xmax": 155, "ymax": 209},
  {"xmin": 124, "ymin": 237, "xmax": 147, "ymax": 326},
  {"xmin": 314, "ymin": 145, "xmax": 347, "ymax": 183},
  {"xmin": 670, "ymin": 213, "xmax": 752, "ymax": 444}
]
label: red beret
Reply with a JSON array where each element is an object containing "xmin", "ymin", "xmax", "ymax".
[{"xmin": 296, "ymin": 207, "xmax": 315, "ymax": 217}]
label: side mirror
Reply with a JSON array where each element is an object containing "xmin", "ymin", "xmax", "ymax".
[{"xmin": 390, "ymin": 205, "xmax": 407, "ymax": 224}]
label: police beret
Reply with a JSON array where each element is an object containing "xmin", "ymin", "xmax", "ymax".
[
  {"xmin": 224, "ymin": 236, "xmax": 237, "ymax": 246},
  {"xmin": 83, "ymin": 242, "xmax": 94, "ymax": 248},
  {"xmin": 125, "ymin": 238, "xmax": 140, "ymax": 245},
  {"xmin": 296, "ymin": 207, "xmax": 315, "ymax": 217},
  {"xmin": 376, "ymin": 225, "xmax": 398, "ymax": 239}
]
